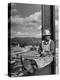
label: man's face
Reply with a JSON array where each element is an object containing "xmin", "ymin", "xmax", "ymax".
[{"xmin": 45, "ymin": 35, "xmax": 50, "ymax": 41}]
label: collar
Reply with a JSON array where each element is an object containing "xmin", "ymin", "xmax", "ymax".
[{"xmin": 43, "ymin": 40, "xmax": 49, "ymax": 45}]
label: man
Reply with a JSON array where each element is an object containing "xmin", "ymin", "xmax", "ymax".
[
  {"xmin": 17, "ymin": 59, "xmax": 38, "ymax": 76},
  {"xmin": 41, "ymin": 29, "xmax": 54, "ymax": 56}
]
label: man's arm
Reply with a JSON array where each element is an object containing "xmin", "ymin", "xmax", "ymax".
[{"xmin": 50, "ymin": 40, "xmax": 54, "ymax": 54}]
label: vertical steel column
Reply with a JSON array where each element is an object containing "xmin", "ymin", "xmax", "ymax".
[
  {"xmin": 42, "ymin": 5, "xmax": 55, "ymax": 74},
  {"xmin": 42, "ymin": 5, "xmax": 51, "ymax": 33}
]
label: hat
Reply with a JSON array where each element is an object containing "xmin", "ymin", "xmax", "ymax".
[{"xmin": 43, "ymin": 29, "xmax": 51, "ymax": 36}]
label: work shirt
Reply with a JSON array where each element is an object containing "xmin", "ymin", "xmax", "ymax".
[{"xmin": 41, "ymin": 39, "xmax": 54, "ymax": 56}]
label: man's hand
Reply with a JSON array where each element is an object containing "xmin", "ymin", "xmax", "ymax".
[{"xmin": 41, "ymin": 51, "xmax": 49, "ymax": 56}]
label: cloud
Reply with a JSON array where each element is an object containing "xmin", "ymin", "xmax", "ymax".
[
  {"xmin": 55, "ymin": 20, "xmax": 58, "ymax": 26},
  {"xmin": 25, "ymin": 11, "xmax": 41, "ymax": 22},
  {"xmin": 11, "ymin": 9, "xmax": 17, "ymax": 13},
  {"xmin": 11, "ymin": 11, "xmax": 42, "ymax": 38},
  {"xmin": 11, "ymin": 30, "xmax": 42, "ymax": 38},
  {"xmin": 37, "ymin": 25, "xmax": 42, "ymax": 30},
  {"xmin": 11, "ymin": 11, "xmax": 41, "ymax": 25},
  {"xmin": 11, "ymin": 3, "xmax": 16, "ymax": 7},
  {"xmin": 11, "ymin": 9, "xmax": 18, "ymax": 16},
  {"xmin": 11, "ymin": 15, "xmax": 25, "ymax": 24},
  {"xmin": 15, "ymin": 32, "xmax": 30, "ymax": 36}
]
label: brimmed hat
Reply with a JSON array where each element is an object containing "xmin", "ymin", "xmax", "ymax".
[{"xmin": 43, "ymin": 29, "xmax": 51, "ymax": 36}]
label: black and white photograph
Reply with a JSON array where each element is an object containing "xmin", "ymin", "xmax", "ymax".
[{"xmin": 8, "ymin": 3, "xmax": 59, "ymax": 77}]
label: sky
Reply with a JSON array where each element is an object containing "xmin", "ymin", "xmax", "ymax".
[{"xmin": 10, "ymin": 3, "xmax": 42, "ymax": 38}]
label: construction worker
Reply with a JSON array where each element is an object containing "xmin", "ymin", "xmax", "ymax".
[
  {"xmin": 40, "ymin": 29, "xmax": 54, "ymax": 57},
  {"xmin": 17, "ymin": 59, "xmax": 38, "ymax": 76}
]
